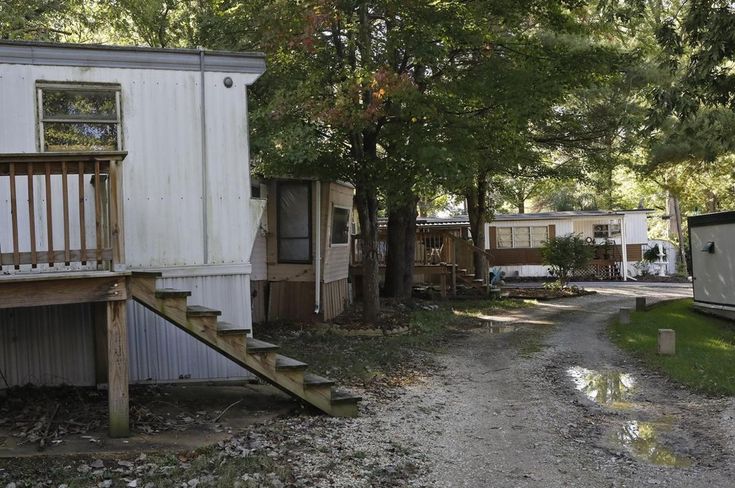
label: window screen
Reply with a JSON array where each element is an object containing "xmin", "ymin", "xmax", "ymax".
[
  {"xmin": 38, "ymin": 84, "xmax": 122, "ymax": 151},
  {"xmin": 513, "ymin": 227, "xmax": 531, "ymax": 248},
  {"xmin": 496, "ymin": 228, "xmax": 512, "ymax": 248},
  {"xmin": 530, "ymin": 226, "xmax": 548, "ymax": 247},
  {"xmin": 331, "ymin": 207, "xmax": 350, "ymax": 245},
  {"xmin": 277, "ymin": 182, "xmax": 311, "ymax": 263}
]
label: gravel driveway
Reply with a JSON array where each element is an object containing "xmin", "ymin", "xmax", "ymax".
[
  {"xmin": 8, "ymin": 284, "xmax": 733, "ymax": 487},
  {"xmin": 279, "ymin": 283, "xmax": 735, "ymax": 487}
]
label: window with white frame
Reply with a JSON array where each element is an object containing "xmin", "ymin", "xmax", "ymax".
[
  {"xmin": 593, "ymin": 223, "xmax": 621, "ymax": 239},
  {"xmin": 37, "ymin": 83, "xmax": 122, "ymax": 152},
  {"xmin": 496, "ymin": 226, "xmax": 548, "ymax": 248}
]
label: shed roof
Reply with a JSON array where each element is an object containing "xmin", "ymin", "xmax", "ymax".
[{"xmin": 0, "ymin": 40, "xmax": 266, "ymax": 75}]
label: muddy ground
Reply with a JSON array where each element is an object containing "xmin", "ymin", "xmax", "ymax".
[{"xmin": 3, "ymin": 283, "xmax": 734, "ymax": 487}]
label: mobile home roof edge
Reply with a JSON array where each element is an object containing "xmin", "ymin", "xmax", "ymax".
[
  {"xmin": 0, "ymin": 40, "xmax": 266, "ymax": 75},
  {"xmin": 688, "ymin": 211, "xmax": 735, "ymax": 227}
]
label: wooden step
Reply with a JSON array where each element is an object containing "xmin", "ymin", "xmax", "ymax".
[
  {"xmin": 186, "ymin": 305, "xmax": 222, "ymax": 317},
  {"xmin": 216, "ymin": 321, "xmax": 250, "ymax": 336},
  {"xmin": 246, "ymin": 337, "xmax": 279, "ymax": 353},
  {"xmin": 275, "ymin": 355, "xmax": 308, "ymax": 371},
  {"xmin": 331, "ymin": 390, "xmax": 362, "ymax": 404},
  {"xmin": 155, "ymin": 288, "xmax": 191, "ymax": 299},
  {"xmin": 303, "ymin": 373, "xmax": 335, "ymax": 389}
]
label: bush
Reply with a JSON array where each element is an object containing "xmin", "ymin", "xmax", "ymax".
[{"xmin": 540, "ymin": 234, "xmax": 594, "ymax": 287}]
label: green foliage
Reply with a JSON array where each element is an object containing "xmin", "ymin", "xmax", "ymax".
[
  {"xmin": 610, "ymin": 299, "xmax": 735, "ymax": 396},
  {"xmin": 540, "ymin": 234, "xmax": 594, "ymax": 286}
]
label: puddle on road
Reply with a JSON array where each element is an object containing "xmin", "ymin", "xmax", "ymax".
[
  {"xmin": 486, "ymin": 323, "xmax": 516, "ymax": 334},
  {"xmin": 613, "ymin": 420, "xmax": 693, "ymax": 468},
  {"xmin": 567, "ymin": 366, "xmax": 636, "ymax": 409}
]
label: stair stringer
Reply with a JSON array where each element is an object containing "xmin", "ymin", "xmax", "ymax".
[{"xmin": 129, "ymin": 274, "xmax": 356, "ymax": 416}]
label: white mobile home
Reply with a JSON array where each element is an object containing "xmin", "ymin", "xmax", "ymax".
[
  {"xmin": 0, "ymin": 41, "xmax": 358, "ymax": 435},
  {"xmin": 484, "ymin": 210, "xmax": 651, "ymax": 279},
  {"xmin": 689, "ymin": 211, "xmax": 735, "ymax": 320}
]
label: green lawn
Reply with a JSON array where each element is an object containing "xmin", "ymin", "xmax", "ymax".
[{"xmin": 610, "ymin": 299, "xmax": 735, "ymax": 396}]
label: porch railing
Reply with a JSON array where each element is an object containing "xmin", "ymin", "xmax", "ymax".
[{"xmin": 0, "ymin": 151, "xmax": 126, "ymax": 272}]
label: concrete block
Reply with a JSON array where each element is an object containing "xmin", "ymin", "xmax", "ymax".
[
  {"xmin": 636, "ymin": 297, "xmax": 647, "ymax": 312},
  {"xmin": 619, "ymin": 308, "xmax": 631, "ymax": 325},
  {"xmin": 658, "ymin": 329, "xmax": 676, "ymax": 355}
]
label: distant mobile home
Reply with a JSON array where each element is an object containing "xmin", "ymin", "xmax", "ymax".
[
  {"xmin": 485, "ymin": 210, "xmax": 652, "ymax": 279},
  {"xmin": 0, "ymin": 40, "xmax": 359, "ymax": 435},
  {"xmin": 689, "ymin": 211, "xmax": 735, "ymax": 321}
]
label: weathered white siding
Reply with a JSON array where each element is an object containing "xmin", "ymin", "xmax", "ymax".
[
  {"xmin": 0, "ymin": 304, "xmax": 96, "ymax": 386},
  {"xmin": 128, "ymin": 273, "xmax": 252, "ymax": 383},
  {"xmin": 623, "ymin": 212, "xmax": 649, "ymax": 244},
  {"xmin": 496, "ymin": 265, "xmax": 551, "ymax": 278},
  {"xmin": 0, "ymin": 63, "xmax": 260, "ymax": 268},
  {"xmin": 572, "ymin": 214, "xmax": 648, "ymax": 245},
  {"xmin": 250, "ymin": 232, "xmax": 267, "ymax": 281}
]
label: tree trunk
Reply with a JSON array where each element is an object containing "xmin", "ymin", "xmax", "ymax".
[
  {"xmin": 355, "ymin": 183, "xmax": 381, "ymax": 323},
  {"xmin": 466, "ymin": 174, "xmax": 488, "ymax": 280},
  {"xmin": 671, "ymin": 195, "xmax": 689, "ymax": 276},
  {"xmin": 384, "ymin": 194, "xmax": 418, "ymax": 299}
]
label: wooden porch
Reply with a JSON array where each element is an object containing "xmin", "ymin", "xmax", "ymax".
[
  {"xmin": 0, "ymin": 152, "xmax": 130, "ymax": 436},
  {"xmin": 350, "ymin": 227, "xmax": 496, "ymax": 297},
  {"xmin": 0, "ymin": 153, "xmax": 360, "ymax": 438}
]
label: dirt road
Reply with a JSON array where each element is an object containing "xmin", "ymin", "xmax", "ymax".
[
  {"xmin": 280, "ymin": 284, "xmax": 735, "ymax": 487},
  {"xmin": 6, "ymin": 284, "xmax": 733, "ymax": 487},
  {"xmin": 383, "ymin": 283, "xmax": 735, "ymax": 487}
]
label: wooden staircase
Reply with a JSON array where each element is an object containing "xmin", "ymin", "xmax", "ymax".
[{"xmin": 130, "ymin": 272, "xmax": 360, "ymax": 417}]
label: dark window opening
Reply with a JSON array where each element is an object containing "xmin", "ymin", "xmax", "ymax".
[
  {"xmin": 277, "ymin": 181, "xmax": 312, "ymax": 263},
  {"xmin": 331, "ymin": 206, "xmax": 350, "ymax": 245}
]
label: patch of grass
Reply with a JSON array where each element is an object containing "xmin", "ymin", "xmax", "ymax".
[{"xmin": 610, "ymin": 298, "xmax": 735, "ymax": 396}]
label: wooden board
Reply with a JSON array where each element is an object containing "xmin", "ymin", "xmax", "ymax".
[
  {"xmin": 0, "ymin": 273, "xmax": 129, "ymax": 309},
  {"xmin": 268, "ymin": 281, "xmax": 316, "ymax": 321},
  {"xmin": 322, "ymin": 278, "xmax": 348, "ymax": 321},
  {"xmin": 251, "ymin": 280, "xmax": 268, "ymax": 324},
  {"xmin": 106, "ymin": 300, "xmax": 129, "ymax": 437}
]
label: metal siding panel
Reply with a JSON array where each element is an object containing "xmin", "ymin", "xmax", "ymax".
[
  {"xmin": 691, "ymin": 223, "xmax": 735, "ymax": 307},
  {"xmin": 128, "ymin": 273, "xmax": 252, "ymax": 383},
  {"xmin": 250, "ymin": 232, "xmax": 267, "ymax": 280},
  {"xmin": 204, "ymin": 72, "xmax": 252, "ymax": 265},
  {"xmin": 0, "ymin": 64, "xmax": 207, "ymax": 269},
  {"xmin": 0, "ymin": 304, "xmax": 95, "ymax": 386}
]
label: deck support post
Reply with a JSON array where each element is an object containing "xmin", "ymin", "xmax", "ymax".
[{"xmin": 106, "ymin": 299, "xmax": 129, "ymax": 437}]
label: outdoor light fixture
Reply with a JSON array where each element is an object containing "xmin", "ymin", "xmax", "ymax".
[
  {"xmin": 223, "ymin": 76, "xmax": 233, "ymax": 88},
  {"xmin": 701, "ymin": 241, "xmax": 715, "ymax": 253}
]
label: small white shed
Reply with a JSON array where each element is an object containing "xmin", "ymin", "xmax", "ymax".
[{"xmin": 689, "ymin": 211, "xmax": 735, "ymax": 321}]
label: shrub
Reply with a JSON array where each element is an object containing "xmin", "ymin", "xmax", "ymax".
[{"xmin": 540, "ymin": 234, "xmax": 594, "ymax": 287}]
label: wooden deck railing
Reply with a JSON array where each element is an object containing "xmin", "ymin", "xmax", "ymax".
[{"xmin": 0, "ymin": 152, "xmax": 126, "ymax": 272}]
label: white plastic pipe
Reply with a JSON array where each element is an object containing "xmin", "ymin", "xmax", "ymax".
[
  {"xmin": 620, "ymin": 215, "xmax": 628, "ymax": 281},
  {"xmin": 314, "ymin": 180, "xmax": 322, "ymax": 314}
]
